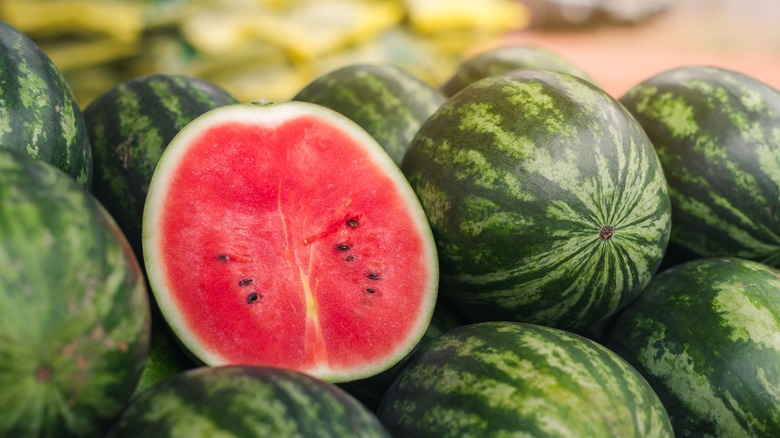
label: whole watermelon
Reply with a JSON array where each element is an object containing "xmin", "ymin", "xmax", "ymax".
[
  {"xmin": 84, "ymin": 73, "xmax": 238, "ymax": 262},
  {"xmin": 106, "ymin": 365, "xmax": 390, "ymax": 437},
  {"xmin": 619, "ymin": 66, "xmax": 780, "ymax": 268},
  {"xmin": 377, "ymin": 321, "xmax": 673, "ymax": 437},
  {"xmin": 0, "ymin": 149, "xmax": 150, "ymax": 437},
  {"xmin": 441, "ymin": 44, "xmax": 596, "ymax": 97},
  {"xmin": 293, "ymin": 63, "xmax": 446, "ymax": 165},
  {"xmin": 0, "ymin": 20, "xmax": 93, "ymax": 188},
  {"xmin": 402, "ymin": 69, "xmax": 671, "ymax": 330},
  {"xmin": 601, "ymin": 257, "xmax": 780, "ymax": 437}
]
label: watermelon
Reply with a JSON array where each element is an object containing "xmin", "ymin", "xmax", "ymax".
[
  {"xmin": 84, "ymin": 73, "xmax": 238, "ymax": 263},
  {"xmin": 293, "ymin": 63, "xmax": 446, "ymax": 166},
  {"xmin": 142, "ymin": 101, "xmax": 438, "ymax": 383},
  {"xmin": 441, "ymin": 44, "xmax": 596, "ymax": 97},
  {"xmin": 105, "ymin": 365, "xmax": 390, "ymax": 437},
  {"xmin": 601, "ymin": 257, "xmax": 780, "ymax": 436},
  {"xmin": 401, "ymin": 69, "xmax": 671, "ymax": 330},
  {"xmin": 0, "ymin": 20, "xmax": 93, "ymax": 188},
  {"xmin": 619, "ymin": 66, "xmax": 780, "ymax": 268},
  {"xmin": 377, "ymin": 321, "xmax": 674, "ymax": 437},
  {"xmin": 0, "ymin": 149, "xmax": 150, "ymax": 437}
]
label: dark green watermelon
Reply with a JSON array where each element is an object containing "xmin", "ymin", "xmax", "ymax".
[
  {"xmin": 377, "ymin": 321, "xmax": 673, "ymax": 437},
  {"xmin": 293, "ymin": 63, "xmax": 446, "ymax": 165},
  {"xmin": 619, "ymin": 66, "xmax": 780, "ymax": 268},
  {"xmin": 441, "ymin": 44, "xmax": 596, "ymax": 97},
  {"xmin": 601, "ymin": 257, "xmax": 780, "ymax": 437},
  {"xmin": 402, "ymin": 69, "xmax": 671, "ymax": 330},
  {"xmin": 84, "ymin": 73, "xmax": 238, "ymax": 262},
  {"xmin": 106, "ymin": 365, "xmax": 391, "ymax": 437},
  {"xmin": 0, "ymin": 20, "xmax": 93, "ymax": 188},
  {"xmin": 0, "ymin": 149, "xmax": 150, "ymax": 437}
]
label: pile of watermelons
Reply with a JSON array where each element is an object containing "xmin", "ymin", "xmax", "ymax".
[{"xmin": 2, "ymin": 17, "xmax": 780, "ymax": 438}]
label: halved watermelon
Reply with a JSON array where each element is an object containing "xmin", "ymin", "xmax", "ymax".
[{"xmin": 142, "ymin": 101, "xmax": 438, "ymax": 383}]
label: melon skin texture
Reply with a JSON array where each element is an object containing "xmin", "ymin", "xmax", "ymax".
[
  {"xmin": 293, "ymin": 63, "xmax": 446, "ymax": 166},
  {"xmin": 0, "ymin": 149, "xmax": 150, "ymax": 437},
  {"xmin": 440, "ymin": 44, "xmax": 596, "ymax": 97},
  {"xmin": 84, "ymin": 73, "xmax": 238, "ymax": 264},
  {"xmin": 377, "ymin": 321, "xmax": 674, "ymax": 437},
  {"xmin": 402, "ymin": 69, "xmax": 671, "ymax": 331},
  {"xmin": 84, "ymin": 73, "xmax": 235, "ymax": 396},
  {"xmin": 619, "ymin": 66, "xmax": 780, "ymax": 268},
  {"xmin": 601, "ymin": 257, "xmax": 780, "ymax": 437},
  {"xmin": 106, "ymin": 366, "xmax": 391, "ymax": 438},
  {"xmin": 143, "ymin": 101, "xmax": 438, "ymax": 383},
  {"xmin": 0, "ymin": 21, "xmax": 93, "ymax": 188}
]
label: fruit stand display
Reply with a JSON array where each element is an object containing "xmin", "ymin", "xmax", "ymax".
[
  {"xmin": 2, "ymin": 0, "xmax": 780, "ymax": 437},
  {"xmin": 0, "ymin": 0, "xmax": 530, "ymax": 105}
]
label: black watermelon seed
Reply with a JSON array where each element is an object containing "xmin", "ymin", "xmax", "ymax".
[
  {"xmin": 346, "ymin": 219, "xmax": 359, "ymax": 228},
  {"xmin": 336, "ymin": 243, "xmax": 350, "ymax": 251},
  {"xmin": 239, "ymin": 278, "xmax": 254, "ymax": 287},
  {"xmin": 247, "ymin": 292, "xmax": 260, "ymax": 304},
  {"xmin": 368, "ymin": 272, "xmax": 380, "ymax": 280},
  {"xmin": 217, "ymin": 254, "xmax": 230, "ymax": 261},
  {"xmin": 365, "ymin": 288, "xmax": 375, "ymax": 294},
  {"xmin": 345, "ymin": 255, "xmax": 355, "ymax": 262}
]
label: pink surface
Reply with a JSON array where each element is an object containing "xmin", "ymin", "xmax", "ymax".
[{"xmin": 158, "ymin": 116, "xmax": 431, "ymax": 372}]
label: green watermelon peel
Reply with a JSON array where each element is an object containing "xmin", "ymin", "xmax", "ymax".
[{"xmin": 143, "ymin": 101, "xmax": 438, "ymax": 383}]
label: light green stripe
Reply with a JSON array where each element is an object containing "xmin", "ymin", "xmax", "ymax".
[{"xmin": 638, "ymin": 324, "xmax": 746, "ymax": 437}]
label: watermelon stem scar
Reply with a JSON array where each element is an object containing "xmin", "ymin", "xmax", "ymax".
[
  {"xmin": 600, "ymin": 225, "xmax": 614, "ymax": 240},
  {"xmin": 34, "ymin": 365, "xmax": 54, "ymax": 382}
]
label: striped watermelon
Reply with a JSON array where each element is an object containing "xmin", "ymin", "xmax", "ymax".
[
  {"xmin": 601, "ymin": 257, "xmax": 780, "ymax": 436},
  {"xmin": 106, "ymin": 365, "xmax": 390, "ymax": 437},
  {"xmin": 84, "ymin": 73, "xmax": 238, "ymax": 262},
  {"xmin": 0, "ymin": 20, "xmax": 93, "ymax": 188},
  {"xmin": 0, "ymin": 149, "xmax": 150, "ymax": 437},
  {"xmin": 293, "ymin": 64, "xmax": 446, "ymax": 165},
  {"xmin": 441, "ymin": 44, "xmax": 596, "ymax": 97},
  {"xmin": 377, "ymin": 321, "xmax": 673, "ymax": 437},
  {"xmin": 402, "ymin": 69, "xmax": 671, "ymax": 330},
  {"xmin": 619, "ymin": 66, "xmax": 780, "ymax": 268}
]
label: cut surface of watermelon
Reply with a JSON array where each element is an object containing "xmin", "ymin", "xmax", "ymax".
[{"xmin": 143, "ymin": 102, "xmax": 438, "ymax": 382}]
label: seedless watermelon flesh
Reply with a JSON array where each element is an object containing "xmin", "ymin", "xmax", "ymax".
[{"xmin": 143, "ymin": 102, "xmax": 438, "ymax": 382}]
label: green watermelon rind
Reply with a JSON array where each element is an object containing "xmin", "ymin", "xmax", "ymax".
[
  {"xmin": 142, "ymin": 101, "xmax": 439, "ymax": 383},
  {"xmin": 0, "ymin": 149, "xmax": 150, "ymax": 437},
  {"xmin": 106, "ymin": 365, "xmax": 391, "ymax": 437},
  {"xmin": 377, "ymin": 320, "xmax": 674, "ymax": 437},
  {"xmin": 84, "ymin": 73, "xmax": 238, "ymax": 264},
  {"xmin": 619, "ymin": 65, "xmax": 780, "ymax": 267},
  {"xmin": 0, "ymin": 21, "xmax": 93, "ymax": 188},
  {"xmin": 601, "ymin": 257, "xmax": 780, "ymax": 437},
  {"xmin": 402, "ymin": 69, "xmax": 671, "ymax": 330},
  {"xmin": 293, "ymin": 63, "xmax": 446, "ymax": 166},
  {"xmin": 440, "ymin": 44, "xmax": 597, "ymax": 97}
]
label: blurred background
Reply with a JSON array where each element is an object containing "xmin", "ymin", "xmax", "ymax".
[{"xmin": 1, "ymin": 0, "xmax": 778, "ymax": 106}]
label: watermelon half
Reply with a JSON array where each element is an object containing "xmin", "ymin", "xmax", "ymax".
[{"xmin": 142, "ymin": 101, "xmax": 438, "ymax": 383}]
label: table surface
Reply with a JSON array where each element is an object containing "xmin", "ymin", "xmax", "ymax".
[{"xmin": 500, "ymin": 0, "xmax": 780, "ymax": 98}]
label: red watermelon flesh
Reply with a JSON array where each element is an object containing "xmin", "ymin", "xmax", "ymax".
[{"xmin": 143, "ymin": 102, "xmax": 438, "ymax": 382}]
